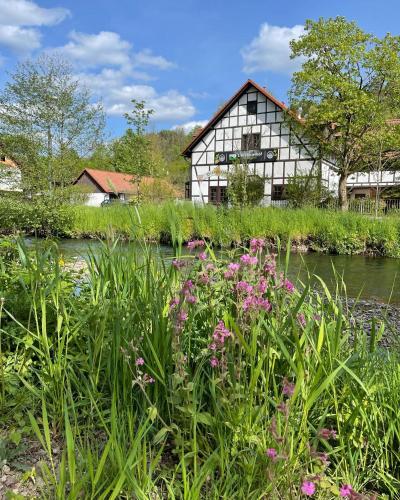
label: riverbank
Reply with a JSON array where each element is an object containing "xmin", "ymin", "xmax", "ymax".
[
  {"xmin": 1, "ymin": 199, "xmax": 400, "ymax": 257},
  {"xmin": 71, "ymin": 203, "xmax": 400, "ymax": 257}
]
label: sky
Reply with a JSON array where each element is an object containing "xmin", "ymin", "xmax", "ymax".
[{"xmin": 0, "ymin": 0, "xmax": 400, "ymax": 137}]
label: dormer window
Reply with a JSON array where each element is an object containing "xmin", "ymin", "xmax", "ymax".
[{"xmin": 247, "ymin": 101, "xmax": 257, "ymax": 115}]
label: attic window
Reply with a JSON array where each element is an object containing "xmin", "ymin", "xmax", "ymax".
[
  {"xmin": 242, "ymin": 133, "xmax": 261, "ymax": 151},
  {"xmin": 247, "ymin": 101, "xmax": 257, "ymax": 115}
]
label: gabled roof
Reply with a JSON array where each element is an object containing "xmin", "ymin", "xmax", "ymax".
[
  {"xmin": 74, "ymin": 168, "xmax": 142, "ymax": 193},
  {"xmin": 182, "ymin": 79, "xmax": 288, "ymax": 157}
]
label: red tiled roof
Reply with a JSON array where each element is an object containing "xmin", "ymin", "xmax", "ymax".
[
  {"xmin": 74, "ymin": 168, "xmax": 152, "ymax": 194},
  {"xmin": 182, "ymin": 79, "xmax": 289, "ymax": 157}
]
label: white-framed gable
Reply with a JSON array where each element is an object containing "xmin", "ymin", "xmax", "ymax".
[{"xmin": 185, "ymin": 81, "xmax": 334, "ymax": 205}]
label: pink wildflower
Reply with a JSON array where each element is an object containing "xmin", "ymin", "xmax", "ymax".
[
  {"xmin": 135, "ymin": 357, "xmax": 145, "ymax": 366},
  {"xmin": 240, "ymin": 254, "xmax": 258, "ymax": 266},
  {"xmin": 199, "ymin": 273, "xmax": 210, "ymax": 284},
  {"xmin": 318, "ymin": 428, "xmax": 337, "ymax": 440},
  {"xmin": 250, "ymin": 238, "xmax": 265, "ymax": 253},
  {"xmin": 208, "ymin": 342, "xmax": 217, "ymax": 351},
  {"xmin": 236, "ymin": 281, "xmax": 253, "ymax": 294},
  {"xmin": 266, "ymin": 448, "xmax": 277, "ymax": 459},
  {"xmin": 210, "ymin": 357, "xmax": 219, "ymax": 368},
  {"xmin": 198, "ymin": 251, "xmax": 207, "ymax": 261},
  {"xmin": 258, "ymin": 277, "xmax": 268, "ymax": 294},
  {"xmin": 284, "ymin": 278, "xmax": 295, "ymax": 293},
  {"xmin": 183, "ymin": 280, "xmax": 194, "ymax": 291},
  {"xmin": 143, "ymin": 373, "xmax": 155, "ymax": 384},
  {"xmin": 264, "ymin": 255, "xmax": 277, "ymax": 276},
  {"xmin": 212, "ymin": 321, "xmax": 232, "ymax": 345},
  {"xmin": 169, "ymin": 297, "xmax": 179, "ymax": 310},
  {"xmin": 311, "ymin": 451, "xmax": 330, "ymax": 467},
  {"xmin": 297, "ymin": 313, "xmax": 306, "ymax": 327},
  {"xmin": 282, "ymin": 377, "xmax": 295, "ymax": 397},
  {"xmin": 172, "ymin": 259, "xmax": 185, "ymax": 269},
  {"xmin": 205, "ymin": 263, "xmax": 215, "ymax": 271},
  {"xmin": 187, "ymin": 240, "xmax": 205, "ymax": 250},
  {"xmin": 185, "ymin": 294, "xmax": 197, "ymax": 304},
  {"xmin": 228, "ymin": 263, "xmax": 240, "ymax": 272},
  {"xmin": 339, "ymin": 484, "xmax": 353, "ymax": 497},
  {"xmin": 301, "ymin": 481, "xmax": 316, "ymax": 496},
  {"xmin": 177, "ymin": 311, "xmax": 188, "ymax": 322}
]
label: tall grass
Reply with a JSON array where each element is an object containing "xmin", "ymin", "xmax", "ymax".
[
  {"xmin": 73, "ymin": 203, "xmax": 400, "ymax": 257},
  {"xmin": 0, "ymin": 237, "xmax": 399, "ymax": 498}
]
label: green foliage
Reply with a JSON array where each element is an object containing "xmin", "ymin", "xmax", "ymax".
[
  {"xmin": 285, "ymin": 168, "xmax": 332, "ymax": 207},
  {"xmin": 0, "ymin": 239, "xmax": 399, "ymax": 497},
  {"xmin": 288, "ymin": 16, "xmax": 400, "ymax": 209},
  {"xmin": 227, "ymin": 162, "xmax": 265, "ymax": 207},
  {"xmin": 0, "ymin": 54, "xmax": 104, "ymax": 192},
  {"xmin": 71, "ymin": 203, "xmax": 400, "ymax": 257},
  {"xmin": 0, "ymin": 196, "xmax": 75, "ymax": 236}
]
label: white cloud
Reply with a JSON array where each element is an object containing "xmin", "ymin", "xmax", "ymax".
[
  {"xmin": 0, "ymin": 0, "xmax": 70, "ymax": 53},
  {"xmin": 54, "ymin": 31, "xmax": 175, "ymax": 73},
  {"xmin": 0, "ymin": 25, "xmax": 41, "ymax": 52},
  {"xmin": 132, "ymin": 49, "xmax": 175, "ymax": 70},
  {"xmin": 103, "ymin": 85, "xmax": 195, "ymax": 121},
  {"xmin": 172, "ymin": 120, "xmax": 208, "ymax": 133},
  {"xmin": 241, "ymin": 23, "xmax": 304, "ymax": 75},
  {"xmin": 59, "ymin": 30, "xmax": 193, "ymax": 122},
  {"xmin": 58, "ymin": 31, "xmax": 132, "ymax": 68},
  {"xmin": 0, "ymin": 0, "xmax": 69, "ymax": 27}
]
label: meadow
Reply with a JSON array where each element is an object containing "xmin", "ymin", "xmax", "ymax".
[
  {"xmin": 0, "ymin": 236, "xmax": 399, "ymax": 498},
  {"xmin": 72, "ymin": 203, "xmax": 400, "ymax": 257}
]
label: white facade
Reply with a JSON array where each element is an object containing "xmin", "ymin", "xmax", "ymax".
[
  {"xmin": 185, "ymin": 81, "xmax": 335, "ymax": 205},
  {"xmin": 347, "ymin": 170, "xmax": 400, "ymax": 188},
  {"xmin": 86, "ymin": 192, "xmax": 108, "ymax": 206},
  {"xmin": 0, "ymin": 162, "xmax": 22, "ymax": 192}
]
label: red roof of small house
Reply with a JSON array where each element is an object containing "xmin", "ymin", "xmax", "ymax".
[
  {"xmin": 74, "ymin": 168, "xmax": 152, "ymax": 194},
  {"xmin": 182, "ymin": 79, "xmax": 290, "ymax": 157}
]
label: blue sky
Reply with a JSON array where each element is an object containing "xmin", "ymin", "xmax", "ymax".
[{"xmin": 0, "ymin": 0, "xmax": 399, "ymax": 137}]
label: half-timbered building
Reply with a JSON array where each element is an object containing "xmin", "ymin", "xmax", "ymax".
[{"xmin": 183, "ymin": 80, "xmax": 337, "ymax": 205}]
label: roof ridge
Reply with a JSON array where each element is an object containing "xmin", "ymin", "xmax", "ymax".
[{"xmin": 182, "ymin": 80, "xmax": 287, "ymax": 156}]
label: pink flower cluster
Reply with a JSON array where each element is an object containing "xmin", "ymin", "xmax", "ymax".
[
  {"xmin": 235, "ymin": 278, "xmax": 271, "ymax": 314},
  {"xmin": 182, "ymin": 280, "xmax": 197, "ymax": 304},
  {"xmin": 250, "ymin": 238, "xmax": 265, "ymax": 253},
  {"xmin": 208, "ymin": 320, "xmax": 232, "ymax": 367},
  {"xmin": 243, "ymin": 295, "xmax": 271, "ymax": 312},
  {"xmin": 224, "ymin": 262, "xmax": 240, "ymax": 279},
  {"xmin": 240, "ymin": 254, "xmax": 258, "ymax": 266},
  {"xmin": 264, "ymin": 254, "xmax": 277, "ymax": 277},
  {"xmin": 284, "ymin": 278, "xmax": 295, "ymax": 293},
  {"xmin": 187, "ymin": 239, "xmax": 205, "ymax": 251}
]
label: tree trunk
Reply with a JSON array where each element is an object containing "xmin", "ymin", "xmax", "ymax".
[{"xmin": 338, "ymin": 172, "xmax": 349, "ymax": 211}]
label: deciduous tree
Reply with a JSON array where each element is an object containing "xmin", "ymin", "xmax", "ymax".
[{"xmin": 288, "ymin": 17, "xmax": 400, "ymax": 210}]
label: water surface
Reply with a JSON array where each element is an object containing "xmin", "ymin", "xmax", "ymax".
[{"xmin": 53, "ymin": 239, "xmax": 400, "ymax": 304}]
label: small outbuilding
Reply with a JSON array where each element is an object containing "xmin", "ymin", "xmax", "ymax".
[{"xmin": 73, "ymin": 168, "xmax": 139, "ymax": 206}]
